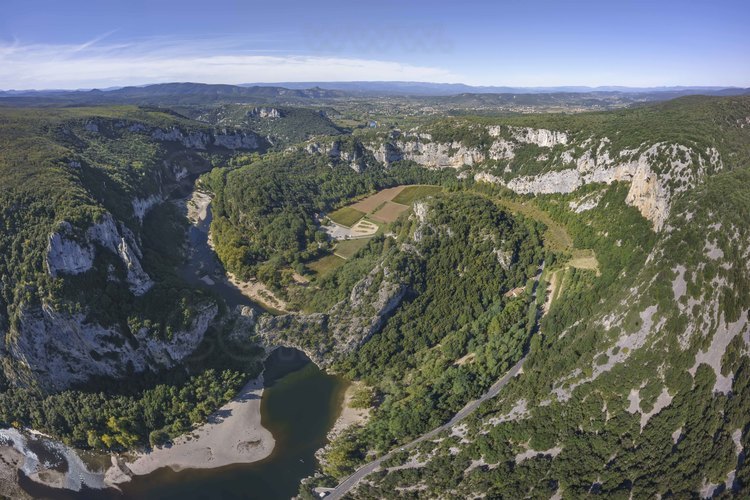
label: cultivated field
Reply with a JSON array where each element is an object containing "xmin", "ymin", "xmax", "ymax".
[
  {"xmin": 391, "ymin": 185, "xmax": 443, "ymax": 205},
  {"xmin": 351, "ymin": 186, "xmax": 406, "ymax": 213},
  {"xmin": 328, "ymin": 206, "xmax": 366, "ymax": 227},
  {"xmin": 371, "ymin": 201, "xmax": 410, "ymax": 223}
]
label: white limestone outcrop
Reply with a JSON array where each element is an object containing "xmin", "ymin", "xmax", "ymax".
[
  {"xmin": 475, "ymin": 142, "xmax": 721, "ymax": 232},
  {"xmin": 45, "ymin": 214, "xmax": 154, "ymax": 296},
  {"xmin": 151, "ymin": 127, "xmax": 260, "ymax": 150},
  {"xmin": 9, "ymin": 301, "xmax": 217, "ymax": 391}
]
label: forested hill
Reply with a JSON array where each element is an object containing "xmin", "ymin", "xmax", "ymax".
[
  {"xmin": 0, "ymin": 82, "xmax": 347, "ymax": 106},
  {"xmin": 310, "ymin": 96, "xmax": 750, "ymax": 498},
  {"xmin": 1, "ymin": 94, "xmax": 750, "ymax": 498},
  {"xmin": 0, "ymin": 106, "xmax": 261, "ymax": 392}
]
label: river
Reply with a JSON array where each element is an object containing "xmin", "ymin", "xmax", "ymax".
[
  {"xmin": 119, "ymin": 347, "xmax": 346, "ymax": 500},
  {"xmin": 17, "ymin": 190, "xmax": 347, "ymax": 499}
]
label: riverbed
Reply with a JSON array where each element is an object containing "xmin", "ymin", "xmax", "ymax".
[
  {"xmin": 18, "ymin": 348, "xmax": 346, "ymax": 500},
  {"xmin": 118, "ymin": 347, "xmax": 346, "ymax": 500},
  {"xmin": 14, "ymin": 187, "xmax": 347, "ymax": 499}
]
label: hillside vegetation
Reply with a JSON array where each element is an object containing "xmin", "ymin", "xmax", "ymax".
[
  {"xmin": 0, "ymin": 106, "xmax": 265, "ymax": 448},
  {"xmin": 307, "ymin": 96, "xmax": 750, "ymax": 498},
  {"xmin": 2, "ymin": 94, "xmax": 750, "ymax": 499}
]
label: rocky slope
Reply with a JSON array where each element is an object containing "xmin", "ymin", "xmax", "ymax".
[
  {"xmin": 336, "ymin": 97, "xmax": 750, "ymax": 498},
  {"xmin": 0, "ymin": 107, "xmax": 261, "ymax": 392},
  {"xmin": 257, "ymin": 264, "xmax": 407, "ymax": 366},
  {"xmin": 356, "ymin": 125, "xmax": 723, "ymax": 231}
]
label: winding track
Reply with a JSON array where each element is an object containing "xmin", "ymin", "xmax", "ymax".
[
  {"xmin": 326, "ymin": 262, "xmax": 545, "ymax": 499},
  {"xmin": 326, "ymin": 358, "xmax": 526, "ymax": 499}
]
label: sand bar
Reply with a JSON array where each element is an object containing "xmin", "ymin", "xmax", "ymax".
[{"xmin": 107, "ymin": 375, "xmax": 275, "ymax": 484}]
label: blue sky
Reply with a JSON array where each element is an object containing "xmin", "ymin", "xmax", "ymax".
[{"xmin": 1, "ymin": 0, "xmax": 748, "ymax": 89}]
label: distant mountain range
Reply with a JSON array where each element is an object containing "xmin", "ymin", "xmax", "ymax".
[
  {"xmin": 0, "ymin": 82, "xmax": 747, "ymax": 106},
  {"xmin": 239, "ymin": 81, "xmax": 750, "ymax": 96}
]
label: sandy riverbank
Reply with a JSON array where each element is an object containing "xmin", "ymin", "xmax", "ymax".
[
  {"xmin": 185, "ymin": 189, "xmax": 212, "ymax": 224},
  {"xmin": 107, "ymin": 375, "xmax": 275, "ymax": 485},
  {"xmin": 183, "ymin": 188, "xmax": 290, "ymax": 313},
  {"xmin": 226, "ymin": 272, "xmax": 289, "ymax": 313},
  {"xmin": 327, "ymin": 382, "xmax": 370, "ymax": 441}
]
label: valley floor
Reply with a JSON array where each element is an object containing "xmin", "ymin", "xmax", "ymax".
[{"xmin": 107, "ymin": 375, "xmax": 275, "ymax": 486}]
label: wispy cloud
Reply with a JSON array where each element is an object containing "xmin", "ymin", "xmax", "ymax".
[
  {"xmin": 72, "ymin": 30, "xmax": 119, "ymax": 52},
  {"xmin": 0, "ymin": 37, "xmax": 461, "ymax": 90}
]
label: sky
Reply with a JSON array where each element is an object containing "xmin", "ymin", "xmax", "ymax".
[{"xmin": 1, "ymin": 0, "xmax": 748, "ymax": 90}]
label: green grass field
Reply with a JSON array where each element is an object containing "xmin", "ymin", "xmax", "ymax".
[
  {"xmin": 328, "ymin": 206, "xmax": 366, "ymax": 227},
  {"xmin": 307, "ymin": 254, "xmax": 346, "ymax": 277},
  {"xmin": 334, "ymin": 238, "xmax": 371, "ymax": 259},
  {"xmin": 493, "ymin": 197, "xmax": 573, "ymax": 253},
  {"xmin": 391, "ymin": 185, "xmax": 443, "ymax": 205}
]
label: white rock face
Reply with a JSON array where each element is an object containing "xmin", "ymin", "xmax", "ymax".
[
  {"xmin": 569, "ymin": 191, "xmax": 604, "ymax": 213},
  {"xmin": 368, "ymin": 142, "xmax": 404, "ymax": 165},
  {"xmin": 151, "ymin": 128, "xmax": 210, "ymax": 149},
  {"xmin": 505, "ymin": 169, "xmax": 583, "ymax": 195},
  {"xmin": 45, "ymin": 223, "xmax": 95, "ymax": 275},
  {"xmin": 252, "ymin": 107, "xmax": 282, "ymax": 119},
  {"xmin": 476, "ymin": 142, "xmax": 719, "ymax": 231},
  {"xmin": 510, "ymin": 127, "xmax": 569, "ymax": 147},
  {"xmin": 213, "ymin": 130, "xmax": 260, "ymax": 149},
  {"xmin": 151, "ymin": 127, "xmax": 259, "ymax": 150},
  {"xmin": 132, "ymin": 194, "xmax": 164, "ymax": 222},
  {"xmin": 381, "ymin": 140, "xmax": 485, "ymax": 169},
  {"xmin": 488, "ymin": 139, "xmax": 515, "ymax": 160},
  {"xmin": 308, "ymin": 140, "xmax": 368, "ymax": 172},
  {"xmin": 45, "ymin": 214, "xmax": 154, "ymax": 295},
  {"xmin": 8, "ymin": 302, "xmax": 217, "ymax": 391}
]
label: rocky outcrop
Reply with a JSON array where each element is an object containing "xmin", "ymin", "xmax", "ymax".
[
  {"xmin": 7, "ymin": 301, "xmax": 217, "ymax": 392},
  {"xmin": 257, "ymin": 265, "xmax": 406, "ymax": 366},
  {"xmin": 509, "ymin": 127, "xmax": 569, "ymax": 147},
  {"xmin": 45, "ymin": 214, "xmax": 153, "ymax": 295},
  {"xmin": 132, "ymin": 194, "xmax": 164, "ymax": 222},
  {"xmin": 213, "ymin": 129, "xmax": 260, "ymax": 149},
  {"xmin": 368, "ymin": 142, "xmax": 405, "ymax": 165},
  {"xmin": 251, "ymin": 107, "xmax": 282, "ymax": 119},
  {"xmin": 306, "ymin": 140, "xmax": 369, "ymax": 172},
  {"xmin": 476, "ymin": 143, "xmax": 720, "ymax": 231},
  {"xmin": 151, "ymin": 127, "xmax": 260, "ymax": 151},
  {"xmin": 364, "ymin": 139, "xmax": 485, "ymax": 168},
  {"xmin": 328, "ymin": 265, "xmax": 407, "ymax": 355},
  {"xmin": 399, "ymin": 140, "xmax": 485, "ymax": 168}
]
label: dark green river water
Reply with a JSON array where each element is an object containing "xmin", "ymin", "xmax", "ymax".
[
  {"xmin": 20, "ymin": 348, "xmax": 345, "ymax": 500},
  {"xmin": 119, "ymin": 347, "xmax": 346, "ymax": 500},
  {"xmin": 19, "ymin": 195, "xmax": 346, "ymax": 499}
]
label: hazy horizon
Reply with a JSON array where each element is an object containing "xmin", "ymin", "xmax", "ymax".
[{"xmin": 2, "ymin": 0, "xmax": 749, "ymax": 90}]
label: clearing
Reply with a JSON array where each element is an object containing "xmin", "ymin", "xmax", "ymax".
[
  {"xmin": 335, "ymin": 238, "xmax": 371, "ymax": 260},
  {"xmin": 314, "ymin": 184, "xmax": 442, "ymax": 277},
  {"xmin": 307, "ymin": 254, "xmax": 346, "ymax": 277},
  {"xmin": 328, "ymin": 206, "xmax": 366, "ymax": 227},
  {"xmin": 494, "ymin": 198, "xmax": 573, "ymax": 253},
  {"xmin": 351, "ymin": 186, "xmax": 406, "ymax": 213},
  {"xmin": 568, "ymin": 249, "xmax": 601, "ymax": 275},
  {"xmin": 391, "ymin": 185, "xmax": 443, "ymax": 205},
  {"xmin": 371, "ymin": 201, "xmax": 410, "ymax": 223}
]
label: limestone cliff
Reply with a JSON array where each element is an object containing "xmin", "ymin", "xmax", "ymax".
[
  {"xmin": 305, "ymin": 139, "xmax": 371, "ymax": 173},
  {"xmin": 45, "ymin": 214, "xmax": 153, "ymax": 296},
  {"xmin": 355, "ymin": 124, "xmax": 721, "ymax": 232},
  {"xmin": 475, "ymin": 141, "xmax": 720, "ymax": 231},
  {"xmin": 0, "ymin": 111, "xmax": 263, "ymax": 393},
  {"xmin": 150, "ymin": 126, "xmax": 260, "ymax": 150},
  {"xmin": 257, "ymin": 265, "xmax": 407, "ymax": 366},
  {"xmin": 7, "ymin": 301, "xmax": 217, "ymax": 391}
]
